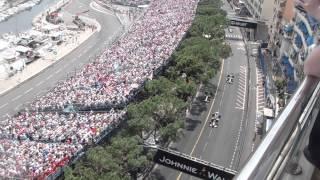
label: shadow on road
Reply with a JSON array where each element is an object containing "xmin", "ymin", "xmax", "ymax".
[
  {"xmin": 190, "ymin": 99, "xmax": 208, "ymax": 116},
  {"xmin": 185, "ymin": 118, "xmax": 202, "ymax": 131},
  {"xmin": 148, "ymin": 169, "xmax": 166, "ymax": 180}
]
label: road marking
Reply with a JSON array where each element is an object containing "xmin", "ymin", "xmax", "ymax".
[
  {"xmin": 236, "ymin": 99, "xmax": 243, "ymax": 104},
  {"xmin": 24, "ymin": 88, "xmax": 33, "ymax": 94},
  {"xmin": 55, "ymin": 69, "xmax": 63, "ymax": 74},
  {"xmin": 252, "ymin": 143, "xmax": 255, "ymax": 152},
  {"xmin": 209, "ymin": 129, "xmax": 213, "ymax": 137},
  {"xmin": 90, "ymin": 2, "xmax": 115, "ymax": 16},
  {"xmin": 176, "ymin": 59, "xmax": 225, "ymax": 180},
  {"xmin": 36, "ymin": 91, "xmax": 43, "ymax": 96},
  {"xmin": 238, "ymin": 85, "xmax": 245, "ymax": 91},
  {"xmin": 12, "ymin": 95, "xmax": 22, "ymax": 102},
  {"xmin": 237, "ymin": 94, "xmax": 244, "ymax": 103},
  {"xmin": 15, "ymin": 104, "xmax": 22, "ymax": 110},
  {"xmin": 203, "ymin": 142, "xmax": 208, "ymax": 152},
  {"xmin": 36, "ymin": 81, "xmax": 44, "ymax": 87},
  {"xmin": 0, "ymin": 103, "xmax": 8, "ymax": 109},
  {"xmin": 46, "ymin": 74, "xmax": 54, "ymax": 80},
  {"xmin": 230, "ymin": 65, "xmax": 247, "ymax": 169}
]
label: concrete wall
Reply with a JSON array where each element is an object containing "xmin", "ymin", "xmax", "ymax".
[{"xmin": 261, "ymin": 0, "xmax": 275, "ymax": 25}]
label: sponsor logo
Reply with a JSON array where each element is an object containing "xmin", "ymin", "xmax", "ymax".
[
  {"xmin": 230, "ymin": 20, "xmax": 257, "ymax": 29},
  {"xmin": 155, "ymin": 153, "xmax": 234, "ymax": 180}
]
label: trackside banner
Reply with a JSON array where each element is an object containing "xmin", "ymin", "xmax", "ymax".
[
  {"xmin": 230, "ymin": 19, "xmax": 257, "ymax": 29},
  {"xmin": 153, "ymin": 149, "xmax": 235, "ymax": 180}
]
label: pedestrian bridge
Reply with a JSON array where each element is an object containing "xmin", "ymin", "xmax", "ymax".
[{"xmin": 227, "ymin": 15, "xmax": 264, "ymax": 29}]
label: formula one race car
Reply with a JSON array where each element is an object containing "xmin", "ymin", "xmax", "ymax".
[{"xmin": 210, "ymin": 112, "xmax": 221, "ymax": 128}]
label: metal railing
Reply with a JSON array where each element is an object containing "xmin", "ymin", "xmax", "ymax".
[{"xmin": 235, "ymin": 76, "xmax": 320, "ymax": 179}]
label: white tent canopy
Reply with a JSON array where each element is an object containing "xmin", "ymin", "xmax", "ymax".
[
  {"xmin": 11, "ymin": 59, "xmax": 26, "ymax": 71},
  {"xmin": 0, "ymin": 39, "xmax": 9, "ymax": 51},
  {"xmin": 0, "ymin": 64, "xmax": 9, "ymax": 80},
  {"xmin": 15, "ymin": 45, "xmax": 31, "ymax": 53},
  {"xmin": 1, "ymin": 48, "xmax": 18, "ymax": 60},
  {"xmin": 29, "ymin": 29, "xmax": 43, "ymax": 37},
  {"xmin": 263, "ymin": 108, "xmax": 274, "ymax": 118}
]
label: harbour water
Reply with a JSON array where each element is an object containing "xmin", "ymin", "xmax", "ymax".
[{"xmin": 0, "ymin": 0, "xmax": 59, "ymax": 35}]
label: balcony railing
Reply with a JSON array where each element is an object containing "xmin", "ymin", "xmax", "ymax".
[{"xmin": 235, "ymin": 76, "xmax": 320, "ymax": 179}]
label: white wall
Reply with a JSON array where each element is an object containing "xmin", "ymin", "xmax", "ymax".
[{"xmin": 261, "ymin": 0, "xmax": 276, "ymax": 26}]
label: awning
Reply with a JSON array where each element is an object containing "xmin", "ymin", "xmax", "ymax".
[
  {"xmin": 1, "ymin": 48, "xmax": 17, "ymax": 60},
  {"xmin": 264, "ymin": 108, "xmax": 274, "ymax": 118},
  {"xmin": 29, "ymin": 29, "xmax": 43, "ymax": 37},
  {"xmin": 0, "ymin": 39, "xmax": 9, "ymax": 51},
  {"xmin": 266, "ymin": 119, "xmax": 274, "ymax": 132},
  {"xmin": 15, "ymin": 45, "xmax": 31, "ymax": 53}
]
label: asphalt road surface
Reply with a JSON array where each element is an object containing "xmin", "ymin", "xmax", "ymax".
[
  {"xmin": 149, "ymin": 1, "xmax": 259, "ymax": 179},
  {"xmin": 0, "ymin": 0, "xmax": 122, "ymax": 119}
]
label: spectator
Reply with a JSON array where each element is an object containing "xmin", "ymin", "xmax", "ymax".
[{"xmin": 296, "ymin": 0, "xmax": 320, "ymax": 170}]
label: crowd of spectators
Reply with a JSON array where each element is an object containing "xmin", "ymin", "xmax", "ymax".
[
  {"xmin": 0, "ymin": 0, "xmax": 199, "ymax": 178},
  {"xmin": 108, "ymin": 0, "xmax": 150, "ymax": 6},
  {"xmin": 0, "ymin": 110, "xmax": 125, "ymax": 144},
  {"xmin": 31, "ymin": 0, "xmax": 197, "ymax": 112},
  {"xmin": 0, "ymin": 140, "xmax": 82, "ymax": 178}
]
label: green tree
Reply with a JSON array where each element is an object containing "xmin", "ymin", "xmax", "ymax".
[
  {"xmin": 199, "ymin": 0, "xmax": 223, "ymax": 7},
  {"xmin": 64, "ymin": 146, "xmax": 125, "ymax": 180},
  {"xmin": 175, "ymin": 79, "xmax": 197, "ymax": 101},
  {"xmin": 159, "ymin": 119, "xmax": 184, "ymax": 142},
  {"xmin": 144, "ymin": 76, "xmax": 176, "ymax": 96},
  {"xmin": 197, "ymin": 6, "xmax": 227, "ymax": 16},
  {"xmin": 127, "ymin": 95, "xmax": 186, "ymax": 142},
  {"xmin": 65, "ymin": 137, "xmax": 149, "ymax": 180},
  {"xmin": 188, "ymin": 15, "xmax": 226, "ymax": 39},
  {"xmin": 105, "ymin": 136, "xmax": 149, "ymax": 179},
  {"xmin": 175, "ymin": 55, "xmax": 205, "ymax": 82}
]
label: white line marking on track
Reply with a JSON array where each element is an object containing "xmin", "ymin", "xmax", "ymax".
[
  {"xmin": 55, "ymin": 69, "xmax": 62, "ymax": 74},
  {"xmin": 46, "ymin": 74, "xmax": 54, "ymax": 80},
  {"xmin": 90, "ymin": 2, "xmax": 115, "ymax": 16},
  {"xmin": 15, "ymin": 104, "xmax": 22, "ymax": 110},
  {"xmin": 236, "ymin": 99, "xmax": 243, "ymax": 104},
  {"xmin": 238, "ymin": 85, "xmax": 246, "ymax": 90},
  {"xmin": 0, "ymin": 103, "xmax": 8, "ymax": 109},
  {"xmin": 209, "ymin": 129, "xmax": 213, "ymax": 137},
  {"xmin": 237, "ymin": 95, "xmax": 244, "ymax": 99},
  {"xmin": 24, "ymin": 88, "xmax": 33, "ymax": 94},
  {"xmin": 36, "ymin": 81, "xmax": 44, "ymax": 87},
  {"xmin": 236, "ymin": 102, "xmax": 242, "ymax": 106},
  {"xmin": 203, "ymin": 142, "xmax": 208, "ymax": 152},
  {"xmin": 12, "ymin": 95, "xmax": 22, "ymax": 101}
]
